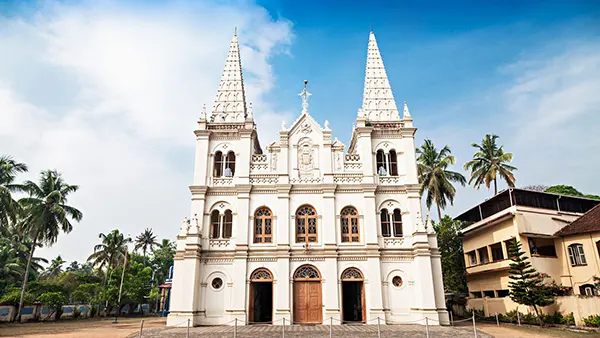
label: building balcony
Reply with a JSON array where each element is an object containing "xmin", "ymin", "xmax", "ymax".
[
  {"xmin": 466, "ymin": 259, "xmax": 511, "ymax": 275},
  {"xmin": 211, "ymin": 177, "xmax": 234, "ymax": 186}
]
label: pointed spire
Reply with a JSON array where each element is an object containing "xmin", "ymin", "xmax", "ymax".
[
  {"xmin": 361, "ymin": 30, "xmax": 400, "ymax": 122},
  {"xmin": 403, "ymin": 101, "xmax": 412, "ymax": 120},
  {"xmin": 210, "ymin": 29, "xmax": 248, "ymax": 123}
]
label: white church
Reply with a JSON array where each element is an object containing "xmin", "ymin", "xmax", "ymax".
[{"xmin": 167, "ymin": 29, "xmax": 448, "ymax": 326}]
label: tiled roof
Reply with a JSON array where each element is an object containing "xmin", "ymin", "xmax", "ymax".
[{"xmin": 555, "ymin": 203, "xmax": 600, "ymax": 236}]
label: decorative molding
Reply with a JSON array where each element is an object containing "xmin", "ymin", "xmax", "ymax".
[
  {"xmin": 209, "ymin": 239, "xmax": 230, "ymax": 249},
  {"xmin": 249, "ymin": 174, "xmax": 279, "ymax": 185},
  {"xmin": 337, "ymin": 256, "xmax": 368, "ymax": 261},
  {"xmin": 290, "ymin": 257, "xmax": 325, "ymax": 262},
  {"xmin": 247, "ymin": 257, "xmax": 278, "ymax": 262},
  {"xmin": 381, "ymin": 256, "xmax": 414, "ymax": 262},
  {"xmin": 202, "ymin": 258, "xmax": 234, "ymax": 264},
  {"xmin": 290, "ymin": 177, "xmax": 324, "ymax": 184},
  {"xmin": 252, "ymin": 154, "xmax": 267, "ymax": 162},
  {"xmin": 333, "ymin": 173, "xmax": 363, "ymax": 184},
  {"xmin": 212, "ymin": 177, "xmax": 234, "ymax": 186}
]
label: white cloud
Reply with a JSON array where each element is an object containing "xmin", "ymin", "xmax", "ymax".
[
  {"xmin": 421, "ymin": 38, "xmax": 600, "ymax": 219},
  {"xmin": 0, "ymin": 0, "xmax": 293, "ymax": 262}
]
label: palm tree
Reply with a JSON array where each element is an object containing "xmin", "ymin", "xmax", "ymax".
[
  {"xmin": 134, "ymin": 228, "xmax": 159, "ymax": 266},
  {"xmin": 87, "ymin": 229, "xmax": 131, "ymax": 285},
  {"xmin": 464, "ymin": 134, "xmax": 517, "ymax": 195},
  {"xmin": 16, "ymin": 170, "xmax": 82, "ymax": 322},
  {"xmin": 416, "ymin": 139, "xmax": 467, "ymax": 220},
  {"xmin": 0, "ymin": 244, "xmax": 24, "ymax": 282},
  {"xmin": 0, "ymin": 155, "xmax": 28, "ymax": 228},
  {"xmin": 42, "ymin": 255, "xmax": 66, "ymax": 279}
]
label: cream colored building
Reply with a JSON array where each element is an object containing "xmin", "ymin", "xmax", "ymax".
[
  {"xmin": 456, "ymin": 188, "xmax": 600, "ymax": 322},
  {"xmin": 166, "ymin": 30, "xmax": 449, "ymax": 327}
]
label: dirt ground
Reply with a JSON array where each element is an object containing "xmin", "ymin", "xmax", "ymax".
[
  {"xmin": 1, "ymin": 318, "xmax": 598, "ymax": 338},
  {"xmin": 0, "ymin": 317, "xmax": 166, "ymax": 338},
  {"xmin": 476, "ymin": 323, "xmax": 599, "ymax": 338}
]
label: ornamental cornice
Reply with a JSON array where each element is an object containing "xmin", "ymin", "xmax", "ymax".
[
  {"xmin": 194, "ymin": 129, "xmax": 211, "ymax": 137},
  {"xmin": 189, "ymin": 185, "xmax": 208, "ymax": 195}
]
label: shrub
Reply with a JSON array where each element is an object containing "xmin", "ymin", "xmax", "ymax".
[
  {"xmin": 90, "ymin": 305, "xmax": 97, "ymax": 318},
  {"xmin": 0, "ymin": 288, "xmax": 34, "ymax": 306},
  {"xmin": 583, "ymin": 315, "xmax": 600, "ymax": 327}
]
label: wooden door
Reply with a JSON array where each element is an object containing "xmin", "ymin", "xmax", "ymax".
[{"xmin": 293, "ymin": 281, "xmax": 322, "ymax": 324}]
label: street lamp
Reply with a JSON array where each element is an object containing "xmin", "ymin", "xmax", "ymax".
[{"xmin": 113, "ymin": 233, "xmax": 131, "ymax": 324}]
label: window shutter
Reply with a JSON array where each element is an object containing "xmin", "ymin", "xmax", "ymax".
[
  {"xmin": 577, "ymin": 245, "xmax": 587, "ymax": 265},
  {"xmin": 568, "ymin": 246, "xmax": 576, "ymax": 266}
]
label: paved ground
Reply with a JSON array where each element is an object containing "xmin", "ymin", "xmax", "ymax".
[{"xmin": 137, "ymin": 324, "xmax": 492, "ymax": 338}]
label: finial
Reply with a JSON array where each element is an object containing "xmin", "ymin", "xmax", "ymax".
[
  {"xmin": 370, "ymin": 24, "xmax": 373, "ymax": 32},
  {"xmin": 281, "ymin": 120, "xmax": 287, "ymax": 130},
  {"xmin": 234, "ymin": 27, "xmax": 237, "ymax": 36},
  {"xmin": 247, "ymin": 102, "xmax": 253, "ymax": 119},
  {"xmin": 403, "ymin": 100, "xmax": 412, "ymax": 119},
  {"xmin": 200, "ymin": 104, "xmax": 207, "ymax": 120},
  {"xmin": 324, "ymin": 120, "xmax": 330, "ymax": 130},
  {"xmin": 298, "ymin": 80, "xmax": 312, "ymax": 114}
]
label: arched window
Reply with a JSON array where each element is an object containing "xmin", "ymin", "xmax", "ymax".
[
  {"xmin": 223, "ymin": 210, "xmax": 233, "ymax": 238},
  {"xmin": 376, "ymin": 149, "xmax": 398, "ymax": 176},
  {"xmin": 376, "ymin": 150, "xmax": 387, "ymax": 175},
  {"xmin": 296, "ymin": 205, "xmax": 317, "ymax": 244},
  {"xmin": 568, "ymin": 244, "xmax": 586, "ymax": 266},
  {"xmin": 254, "ymin": 207, "xmax": 273, "ymax": 243},
  {"xmin": 380, "ymin": 208, "xmax": 391, "ymax": 237},
  {"xmin": 389, "ymin": 150, "xmax": 398, "ymax": 176},
  {"xmin": 210, "ymin": 210, "xmax": 220, "ymax": 238},
  {"xmin": 210, "ymin": 209, "xmax": 233, "ymax": 239},
  {"xmin": 392, "ymin": 208, "xmax": 403, "ymax": 237},
  {"xmin": 341, "ymin": 207, "xmax": 360, "ymax": 243},
  {"xmin": 225, "ymin": 151, "xmax": 236, "ymax": 177},
  {"xmin": 214, "ymin": 151, "xmax": 224, "ymax": 177},
  {"xmin": 294, "ymin": 265, "xmax": 321, "ymax": 280}
]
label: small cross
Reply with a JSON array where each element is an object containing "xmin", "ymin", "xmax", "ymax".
[{"xmin": 298, "ymin": 80, "xmax": 312, "ymax": 114}]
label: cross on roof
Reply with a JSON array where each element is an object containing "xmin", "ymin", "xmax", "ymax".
[{"xmin": 298, "ymin": 80, "xmax": 311, "ymax": 114}]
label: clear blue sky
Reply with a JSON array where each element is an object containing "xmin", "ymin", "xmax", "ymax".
[{"xmin": 255, "ymin": 0, "xmax": 600, "ymax": 144}]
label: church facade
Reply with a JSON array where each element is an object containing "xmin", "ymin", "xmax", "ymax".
[{"xmin": 166, "ymin": 30, "xmax": 449, "ymax": 327}]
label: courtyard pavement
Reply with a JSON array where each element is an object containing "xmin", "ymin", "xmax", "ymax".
[{"xmin": 137, "ymin": 324, "xmax": 491, "ymax": 338}]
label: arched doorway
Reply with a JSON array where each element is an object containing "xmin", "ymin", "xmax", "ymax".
[
  {"xmin": 341, "ymin": 268, "xmax": 365, "ymax": 323},
  {"xmin": 293, "ymin": 265, "xmax": 322, "ymax": 324},
  {"xmin": 249, "ymin": 268, "xmax": 273, "ymax": 324}
]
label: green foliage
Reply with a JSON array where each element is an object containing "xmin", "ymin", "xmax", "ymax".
[
  {"xmin": 134, "ymin": 228, "xmax": 159, "ymax": 266},
  {"xmin": 508, "ymin": 240, "xmax": 555, "ymax": 317},
  {"xmin": 583, "ymin": 314, "xmax": 600, "ymax": 327},
  {"xmin": 0, "ymin": 155, "xmax": 28, "ymax": 228},
  {"xmin": 150, "ymin": 239, "xmax": 175, "ymax": 284},
  {"xmin": 545, "ymin": 185, "xmax": 584, "ymax": 196},
  {"xmin": 72, "ymin": 283, "xmax": 100, "ymax": 304},
  {"xmin": 37, "ymin": 291, "xmax": 67, "ymax": 308},
  {"xmin": 544, "ymin": 185, "xmax": 600, "ymax": 200},
  {"xmin": 464, "ymin": 134, "xmax": 517, "ymax": 194},
  {"xmin": 0, "ymin": 287, "xmax": 33, "ymax": 305},
  {"xmin": 72, "ymin": 306, "xmax": 81, "ymax": 319},
  {"xmin": 433, "ymin": 216, "xmax": 468, "ymax": 293},
  {"xmin": 416, "ymin": 139, "xmax": 466, "ymax": 219}
]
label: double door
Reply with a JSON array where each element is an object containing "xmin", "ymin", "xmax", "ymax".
[{"xmin": 293, "ymin": 281, "xmax": 322, "ymax": 324}]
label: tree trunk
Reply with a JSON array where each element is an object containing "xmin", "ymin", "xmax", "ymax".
[
  {"xmin": 17, "ymin": 234, "xmax": 38, "ymax": 322},
  {"xmin": 143, "ymin": 248, "xmax": 146, "ymax": 267},
  {"xmin": 437, "ymin": 204, "xmax": 442, "ymax": 222},
  {"xmin": 494, "ymin": 179, "xmax": 498, "ymax": 195}
]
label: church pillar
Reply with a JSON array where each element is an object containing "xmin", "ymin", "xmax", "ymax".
[
  {"xmin": 363, "ymin": 187, "xmax": 378, "ymax": 245},
  {"xmin": 167, "ymin": 215, "xmax": 203, "ymax": 326},
  {"xmin": 230, "ymin": 186, "xmax": 251, "ymax": 323},
  {"xmin": 274, "ymin": 186, "xmax": 291, "ymax": 323},
  {"xmin": 430, "ymin": 240, "xmax": 450, "ymax": 325},
  {"xmin": 411, "ymin": 234, "xmax": 438, "ymax": 323},
  {"xmin": 193, "ymin": 130, "xmax": 210, "ymax": 186}
]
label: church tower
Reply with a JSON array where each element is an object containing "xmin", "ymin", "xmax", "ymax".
[{"xmin": 168, "ymin": 29, "xmax": 448, "ymax": 328}]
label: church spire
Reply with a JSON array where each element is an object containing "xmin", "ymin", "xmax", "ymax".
[
  {"xmin": 210, "ymin": 29, "xmax": 248, "ymax": 123},
  {"xmin": 360, "ymin": 30, "xmax": 400, "ymax": 121}
]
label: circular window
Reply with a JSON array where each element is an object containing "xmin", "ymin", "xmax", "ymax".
[
  {"xmin": 211, "ymin": 277, "xmax": 224, "ymax": 290},
  {"xmin": 392, "ymin": 276, "xmax": 403, "ymax": 288}
]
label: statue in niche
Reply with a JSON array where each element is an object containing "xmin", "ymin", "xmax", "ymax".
[
  {"xmin": 298, "ymin": 142, "xmax": 314, "ymax": 177},
  {"xmin": 335, "ymin": 152, "xmax": 342, "ymax": 171}
]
